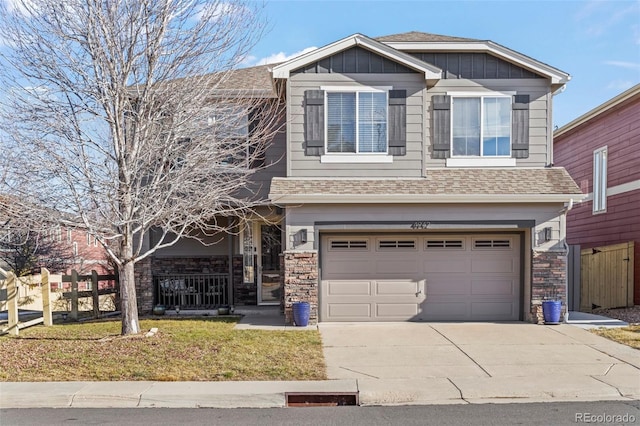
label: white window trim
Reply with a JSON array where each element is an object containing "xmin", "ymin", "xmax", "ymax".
[
  {"xmin": 446, "ymin": 157, "xmax": 516, "ymax": 167},
  {"xmin": 321, "ymin": 154, "xmax": 393, "ymax": 163},
  {"xmin": 593, "ymin": 146, "xmax": 608, "ymax": 214},
  {"xmin": 447, "ymin": 91, "xmax": 515, "ymax": 161},
  {"xmin": 321, "ymin": 85, "xmax": 392, "ymax": 159}
]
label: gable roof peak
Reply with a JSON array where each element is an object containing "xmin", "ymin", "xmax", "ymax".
[{"xmin": 376, "ymin": 31, "xmax": 480, "ymax": 43}]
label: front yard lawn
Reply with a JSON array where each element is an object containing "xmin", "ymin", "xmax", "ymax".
[
  {"xmin": 0, "ymin": 317, "xmax": 326, "ymax": 381},
  {"xmin": 591, "ymin": 325, "xmax": 640, "ymax": 350}
]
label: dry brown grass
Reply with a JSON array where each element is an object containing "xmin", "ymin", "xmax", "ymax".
[
  {"xmin": 591, "ymin": 325, "xmax": 640, "ymax": 350},
  {"xmin": 0, "ymin": 318, "xmax": 326, "ymax": 382}
]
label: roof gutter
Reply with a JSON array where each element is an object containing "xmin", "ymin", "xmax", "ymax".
[{"xmin": 268, "ymin": 193, "xmax": 587, "ymax": 205}]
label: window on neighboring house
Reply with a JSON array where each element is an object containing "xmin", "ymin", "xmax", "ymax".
[
  {"xmin": 206, "ymin": 105, "xmax": 251, "ymax": 167},
  {"xmin": 593, "ymin": 147, "xmax": 607, "ymax": 213},
  {"xmin": 326, "ymin": 90, "xmax": 387, "ymax": 154},
  {"xmin": 452, "ymin": 96, "xmax": 511, "ymax": 157}
]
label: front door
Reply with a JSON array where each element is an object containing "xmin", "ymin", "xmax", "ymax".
[{"xmin": 258, "ymin": 224, "xmax": 282, "ymax": 305}]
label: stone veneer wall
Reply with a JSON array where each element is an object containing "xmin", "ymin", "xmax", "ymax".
[
  {"xmin": 152, "ymin": 257, "xmax": 228, "ymax": 274},
  {"xmin": 283, "ymin": 251, "xmax": 318, "ymax": 325},
  {"xmin": 134, "ymin": 258, "xmax": 153, "ymax": 314},
  {"xmin": 531, "ymin": 250, "xmax": 567, "ymax": 324},
  {"xmin": 233, "ymin": 255, "xmax": 257, "ymax": 306}
]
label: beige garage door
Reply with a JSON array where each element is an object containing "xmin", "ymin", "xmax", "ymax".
[{"xmin": 321, "ymin": 234, "xmax": 521, "ymax": 322}]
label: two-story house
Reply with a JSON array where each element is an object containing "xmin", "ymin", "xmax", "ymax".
[{"xmin": 135, "ymin": 31, "xmax": 584, "ymax": 325}]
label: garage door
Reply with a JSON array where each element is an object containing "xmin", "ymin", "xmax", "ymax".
[{"xmin": 321, "ymin": 234, "xmax": 521, "ymax": 322}]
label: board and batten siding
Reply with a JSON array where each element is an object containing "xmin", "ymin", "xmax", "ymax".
[
  {"xmin": 288, "ymin": 73, "xmax": 425, "ymax": 177},
  {"xmin": 424, "ymin": 79, "xmax": 552, "ymax": 168}
]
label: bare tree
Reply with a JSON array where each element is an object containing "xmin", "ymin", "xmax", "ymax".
[
  {"xmin": 0, "ymin": 226, "xmax": 74, "ymax": 276},
  {"xmin": 0, "ymin": 0, "xmax": 282, "ymax": 334}
]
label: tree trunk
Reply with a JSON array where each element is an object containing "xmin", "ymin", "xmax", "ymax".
[{"xmin": 120, "ymin": 260, "xmax": 140, "ymax": 335}]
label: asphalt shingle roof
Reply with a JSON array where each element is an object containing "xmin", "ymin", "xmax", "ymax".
[
  {"xmin": 375, "ymin": 31, "xmax": 479, "ymax": 43},
  {"xmin": 270, "ymin": 168, "xmax": 582, "ymax": 199}
]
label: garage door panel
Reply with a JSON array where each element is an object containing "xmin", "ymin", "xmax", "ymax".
[
  {"xmin": 328, "ymin": 303, "xmax": 371, "ymax": 318},
  {"xmin": 423, "ymin": 259, "xmax": 471, "ymax": 273},
  {"xmin": 427, "ymin": 278, "xmax": 471, "ymax": 296},
  {"xmin": 376, "ymin": 280, "xmax": 421, "ymax": 295},
  {"xmin": 471, "ymin": 258, "xmax": 516, "ymax": 273},
  {"xmin": 326, "ymin": 280, "xmax": 371, "ymax": 296},
  {"xmin": 376, "ymin": 260, "xmax": 419, "ymax": 274},
  {"xmin": 471, "ymin": 279, "xmax": 516, "ymax": 295},
  {"xmin": 423, "ymin": 302, "xmax": 468, "ymax": 319},
  {"xmin": 376, "ymin": 303, "xmax": 419, "ymax": 318},
  {"xmin": 471, "ymin": 302, "xmax": 517, "ymax": 317},
  {"xmin": 325, "ymin": 260, "xmax": 371, "ymax": 277}
]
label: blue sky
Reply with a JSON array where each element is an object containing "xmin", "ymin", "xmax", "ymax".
[{"xmin": 246, "ymin": 0, "xmax": 640, "ymax": 128}]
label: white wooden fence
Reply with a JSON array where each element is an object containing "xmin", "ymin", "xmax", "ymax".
[{"xmin": 0, "ymin": 267, "xmax": 57, "ymax": 336}]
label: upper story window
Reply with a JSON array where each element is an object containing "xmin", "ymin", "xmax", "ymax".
[
  {"xmin": 303, "ymin": 88, "xmax": 406, "ymax": 163},
  {"xmin": 432, "ymin": 93, "xmax": 529, "ymax": 166},
  {"xmin": 452, "ymin": 96, "xmax": 511, "ymax": 157},
  {"xmin": 593, "ymin": 146, "xmax": 607, "ymax": 214},
  {"xmin": 326, "ymin": 90, "xmax": 387, "ymax": 154}
]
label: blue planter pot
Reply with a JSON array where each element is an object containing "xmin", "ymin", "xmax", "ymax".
[
  {"xmin": 292, "ymin": 302, "xmax": 310, "ymax": 327},
  {"xmin": 542, "ymin": 301, "xmax": 562, "ymax": 324}
]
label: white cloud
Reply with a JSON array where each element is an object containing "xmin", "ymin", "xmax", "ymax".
[
  {"xmin": 604, "ymin": 60, "xmax": 640, "ymax": 71},
  {"xmin": 253, "ymin": 47, "xmax": 317, "ymax": 66},
  {"xmin": 606, "ymin": 79, "xmax": 636, "ymax": 91}
]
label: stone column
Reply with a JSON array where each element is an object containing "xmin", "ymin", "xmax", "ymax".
[
  {"xmin": 283, "ymin": 251, "xmax": 318, "ymax": 325},
  {"xmin": 134, "ymin": 258, "xmax": 153, "ymax": 314},
  {"xmin": 531, "ymin": 250, "xmax": 567, "ymax": 324}
]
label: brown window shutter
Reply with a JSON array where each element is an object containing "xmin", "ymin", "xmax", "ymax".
[
  {"xmin": 512, "ymin": 94, "xmax": 530, "ymax": 158},
  {"xmin": 432, "ymin": 95, "xmax": 451, "ymax": 159},
  {"xmin": 304, "ymin": 90, "xmax": 325, "ymax": 156},
  {"xmin": 388, "ymin": 89, "xmax": 407, "ymax": 156}
]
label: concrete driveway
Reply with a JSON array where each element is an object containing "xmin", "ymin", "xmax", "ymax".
[{"xmin": 319, "ymin": 322, "xmax": 640, "ymax": 405}]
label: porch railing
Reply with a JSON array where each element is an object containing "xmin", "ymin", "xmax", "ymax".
[{"xmin": 153, "ymin": 274, "xmax": 229, "ymax": 310}]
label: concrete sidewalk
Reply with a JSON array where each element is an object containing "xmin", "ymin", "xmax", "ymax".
[{"xmin": 1, "ymin": 321, "xmax": 638, "ymax": 408}]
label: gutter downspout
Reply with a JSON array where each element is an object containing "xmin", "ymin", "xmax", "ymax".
[{"xmin": 560, "ymin": 198, "xmax": 574, "ymax": 323}]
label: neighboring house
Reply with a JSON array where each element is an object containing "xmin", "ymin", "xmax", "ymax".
[
  {"xmin": 554, "ymin": 84, "xmax": 640, "ymax": 306},
  {"xmin": 0, "ymin": 219, "xmax": 112, "ymax": 278},
  {"xmin": 134, "ymin": 31, "xmax": 584, "ymax": 325}
]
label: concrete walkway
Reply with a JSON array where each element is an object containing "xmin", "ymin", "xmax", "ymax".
[{"xmin": 1, "ymin": 317, "xmax": 638, "ymax": 408}]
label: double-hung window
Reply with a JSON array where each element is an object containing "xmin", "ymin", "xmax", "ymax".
[
  {"xmin": 452, "ymin": 96, "xmax": 511, "ymax": 157},
  {"xmin": 326, "ymin": 89, "xmax": 388, "ymax": 154},
  {"xmin": 593, "ymin": 147, "xmax": 607, "ymax": 214}
]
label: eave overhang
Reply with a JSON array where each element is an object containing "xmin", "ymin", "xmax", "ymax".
[{"xmin": 268, "ymin": 193, "xmax": 586, "ymax": 205}]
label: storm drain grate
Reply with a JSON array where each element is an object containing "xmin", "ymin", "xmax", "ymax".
[{"xmin": 285, "ymin": 392, "xmax": 359, "ymax": 407}]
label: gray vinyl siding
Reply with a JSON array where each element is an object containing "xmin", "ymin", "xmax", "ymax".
[
  {"xmin": 237, "ymin": 123, "xmax": 287, "ymax": 201},
  {"xmin": 424, "ymin": 79, "xmax": 551, "ymax": 168},
  {"xmin": 283, "ymin": 202, "xmax": 564, "ymax": 252},
  {"xmin": 289, "ymin": 73, "xmax": 425, "ymax": 177}
]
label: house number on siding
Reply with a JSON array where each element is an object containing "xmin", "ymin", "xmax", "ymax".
[{"xmin": 410, "ymin": 221, "xmax": 431, "ymax": 229}]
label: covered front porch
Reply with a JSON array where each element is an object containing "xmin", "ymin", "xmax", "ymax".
[{"xmin": 135, "ymin": 215, "xmax": 284, "ymax": 313}]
